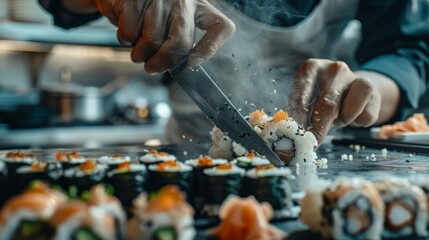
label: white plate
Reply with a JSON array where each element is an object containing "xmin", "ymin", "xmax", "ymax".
[{"xmin": 371, "ymin": 127, "xmax": 429, "ymax": 142}]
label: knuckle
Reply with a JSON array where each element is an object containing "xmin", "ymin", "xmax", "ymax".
[
  {"xmin": 355, "ymin": 78, "xmax": 374, "ymax": 93},
  {"xmin": 355, "ymin": 111, "xmax": 377, "ymax": 127},
  {"xmin": 330, "ymin": 61, "xmax": 349, "ymax": 72},
  {"xmin": 302, "ymin": 59, "xmax": 318, "ymax": 69},
  {"xmin": 320, "ymin": 94, "xmax": 340, "ymax": 110}
]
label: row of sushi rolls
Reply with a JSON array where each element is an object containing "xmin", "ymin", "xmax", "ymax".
[{"xmin": 0, "ymin": 109, "xmax": 428, "ymax": 240}]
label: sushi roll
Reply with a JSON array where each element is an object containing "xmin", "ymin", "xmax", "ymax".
[
  {"xmin": 147, "ymin": 160, "xmax": 192, "ymax": 194},
  {"xmin": 208, "ymin": 110, "xmax": 318, "ymax": 165},
  {"xmin": 233, "ymin": 151, "xmax": 270, "ymax": 170},
  {"xmin": 0, "ymin": 181, "xmax": 67, "ymax": 240},
  {"xmin": 61, "ymin": 160, "xmax": 107, "ymax": 197},
  {"xmin": 54, "ymin": 150, "xmax": 86, "ymax": 169},
  {"xmin": 98, "ymin": 154, "xmax": 131, "ymax": 170},
  {"xmin": 140, "ymin": 149, "xmax": 177, "ymax": 166},
  {"xmin": 262, "ymin": 110, "xmax": 318, "ymax": 165},
  {"xmin": 210, "ymin": 195, "xmax": 287, "ymax": 240},
  {"xmin": 185, "ymin": 155, "xmax": 228, "ymax": 198},
  {"xmin": 201, "ymin": 163, "xmax": 245, "ymax": 217},
  {"xmin": 243, "ymin": 165, "xmax": 293, "ymax": 219},
  {"xmin": 0, "ymin": 161, "xmax": 7, "ymax": 205},
  {"xmin": 128, "ymin": 185, "xmax": 196, "ymax": 240},
  {"xmin": 51, "ymin": 185, "xmax": 126, "ymax": 240},
  {"xmin": 300, "ymin": 177, "xmax": 384, "ymax": 240},
  {"xmin": 107, "ymin": 162, "xmax": 146, "ymax": 210},
  {"xmin": 14, "ymin": 162, "xmax": 62, "ymax": 196},
  {"xmin": 1, "ymin": 151, "xmax": 36, "ymax": 179},
  {"xmin": 373, "ymin": 178, "xmax": 428, "ymax": 238}
]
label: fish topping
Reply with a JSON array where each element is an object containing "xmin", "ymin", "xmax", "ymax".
[
  {"xmin": 55, "ymin": 150, "xmax": 82, "ymax": 161},
  {"xmin": 198, "ymin": 156, "xmax": 214, "ymax": 167},
  {"xmin": 80, "ymin": 160, "xmax": 96, "ymax": 172},
  {"xmin": 157, "ymin": 160, "xmax": 180, "ymax": 171},
  {"xmin": 274, "ymin": 110, "xmax": 289, "ymax": 123},
  {"xmin": 217, "ymin": 163, "xmax": 233, "ymax": 171},
  {"xmin": 5, "ymin": 151, "xmax": 34, "ymax": 159}
]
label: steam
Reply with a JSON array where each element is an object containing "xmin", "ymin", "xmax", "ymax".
[{"xmin": 197, "ymin": 0, "xmax": 321, "ymax": 125}]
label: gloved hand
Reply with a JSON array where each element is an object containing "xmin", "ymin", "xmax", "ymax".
[
  {"xmin": 286, "ymin": 59, "xmax": 382, "ymax": 145},
  {"xmin": 95, "ymin": 0, "xmax": 235, "ymax": 74}
]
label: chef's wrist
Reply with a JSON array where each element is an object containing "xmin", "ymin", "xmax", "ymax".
[{"xmin": 61, "ymin": 0, "xmax": 98, "ymax": 14}]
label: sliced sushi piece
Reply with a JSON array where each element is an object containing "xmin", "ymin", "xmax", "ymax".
[
  {"xmin": 51, "ymin": 184, "xmax": 126, "ymax": 240},
  {"xmin": 208, "ymin": 110, "xmax": 318, "ymax": 165},
  {"xmin": 97, "ymin": 154, "xmax": 131, "ymax": 170},
  {"xmin": 0, "ymin": 181, "xmax": 67, "ymax": 240},
  {"xmin": 128, "ymin": 185, "xmax": 195, "ymax": 240},
  {"xmin": 243, "ymin": 165, "xmax": 293, "ymax": 219},
  {"xmin": 14, "ymin": 162, "xmax": 63, "ymax": 196},
  {"xmin": 139, "ymin": 149, "xmax": 177, "ymax": 166},
  {"xmin": 185, "ymin": 155, "xmax": 228, "ymax": 198},
  {"xmin": 147, "ymin": 160, "xmax": 192, "ymax": 194},
  {"xmin": 107, "ymin": 162, "xmax": 146, "ymax": 210},
  {"xmin": 61, "ymin": 160, "xmax": 107, "ymax": 197},
  {"xmin": 373, "ymin": 178, "xmax": 428, "ymax": 238},
  {"xmin": 233, "ymin": 151, "xmax": 270, "ymax": 170},
  {"xmin": 210, "ymin": 195, "xmax": 287, "ymax": 240},
  {"xmin": 201, "ymin": 163, "xmax": 245, "ymax": 217},
  {"xmin": 54, "ymin": 150, "xmax": 86, "ymax": 169},
  {"xmin": 300, "ymin": 178, "xmax": 384, "ymax": 240}
]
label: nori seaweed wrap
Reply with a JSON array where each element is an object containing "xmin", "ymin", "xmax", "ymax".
[
  {"xmin": 107, "ymin": 162, "xmax": 146, "ymax": 210},
  {"xmin": 242, "ymin": 165, "xmax": 293, "ymax": 218},
  {"xmin": 98, "ymin": 154, "xmax": 131, "ymax": 171},
  {"xmin": 201, "ymin": 163, "xmax": 245, "ymax": 217},
  {"xmin": 147, "ymin": 161, "xmax": 192, "ymax": 194},
  {"xmin": 1, "ymin": 151, "xmax": 35, "ymax": 180},
  {"xmin": 140, "ymin": 149, "xmax": 177, "ymax": 166},
  {"xmin": 14, "ymin": 162, "xmax": 63, "ymax": 196},
  {"xmin": 54, "ymin": 150, "xmax": 85, "ymax": 170},
  {"xmin": 0, "ymin": 161, "xmax": 7, "ymax": 206},
  {"xmin": 61, "ymin": 160, "xmax": 106, "ymax": 197},
  {"xmin": 185, "ymin": 156, "xmax": 228, "ymax": 198}
]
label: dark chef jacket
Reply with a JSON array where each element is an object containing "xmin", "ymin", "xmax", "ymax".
[{"xmin": 39, "ymin": 0, "xmax": 429, "ymax": 123}]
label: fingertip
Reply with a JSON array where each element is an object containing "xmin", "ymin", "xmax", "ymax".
[{"xmin": 187, "ymin": 57, "xmax": 205, "ymax": 67}]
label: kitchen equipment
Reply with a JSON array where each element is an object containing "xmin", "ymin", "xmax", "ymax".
[
  {"xmin": 40, "ymin": 67, "xmax": 127, "ymax": 124},
  {"xmin": 168, "ymin": 59, "xmax": 284, "ymax": 166}
]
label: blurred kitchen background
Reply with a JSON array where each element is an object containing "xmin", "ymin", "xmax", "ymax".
[{"xmin": 0, "ymin": 0, "xmax": 170, "ymax": 149}]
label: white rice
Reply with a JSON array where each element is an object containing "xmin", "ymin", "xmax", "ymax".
[
  {"xmin": 184, "ymin": 158, "xmax": 228, "ymax": 167},
  {"xmin": 204, "ymin": 165, "xmax": 245, "ymax": 176},
  {"xmin": 97, "ymin": 155, "xmax": 131, "ymax": 165},
  {"xmin": 246, "ymin": 167, "xmax": 291, "ymax": 178},
  {"xmin": 140, "ymin": 152, "xmax": 177, "ymax": 164},
  {"xmin": 148, "ymin": 162, "xmax": 192, "ymax": 172}
]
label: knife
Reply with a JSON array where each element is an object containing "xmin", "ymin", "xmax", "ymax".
[{"xmin": 168, "ymin": 59, "xmax": 284, "ymax": 166}]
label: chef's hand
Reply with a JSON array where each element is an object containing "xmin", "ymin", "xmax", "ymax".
[
  {"xmin": 62, "ymin": 0, "xmax": 235, "ymax": 74},
  {"xmin": 287, "ymin": 59, "xmax": 400, "ymax": 146}
]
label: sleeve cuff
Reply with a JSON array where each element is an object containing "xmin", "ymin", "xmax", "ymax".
[{"xmin": 356, "ymin": 54, "xmax": 426, "ymax": 122}]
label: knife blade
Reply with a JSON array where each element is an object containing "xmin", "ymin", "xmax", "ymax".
[{"xmin": 168, "ymin": 59, "xmax": 284, "ymax": 166}]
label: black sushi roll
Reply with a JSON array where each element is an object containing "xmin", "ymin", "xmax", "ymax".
[
  {"xmin": 242, "ymin": 165, "xmax": 293, "ymax": 219},
  {"xmin": 98, "ymin": 154, "xmax": 131, "ymax": 171},
  {"xmin": 107, "ymin": 162, "xmax": 146, "ymax": 210},
  {"xmin": 185, "ymin": 155, "xmax": 228, "ymax": 198},
  {"xmin": 147, "ymin": 160, "xmax": 192, "ymax": 194},
  {"xmin": 139, "ymin": 149, "xmax": 177, "ymax": 166},
  {"xmin": 14, "ymin": 162, "xmax": 63, "ymax": 196},
  {"xmin": 232, "ymin": 152, "xmax": 270, "ymax": 170},
  {"xmin": 201, "ymin": 163, "xmax": 245, "ymax": 217},
  {"xmin": 1, "ymin": 151, "xmax": 36, "ymax": 180},
  {"xmin": 54, "ymin": 150, "xmax": 86, "ymax": 170},
  {"xmin": 0, "ymin": 161, "xmax": 7, "ymax": 206},
  {"xmin": 61, "ymin": 160, "xmax": 107, "ymax": 197}
]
